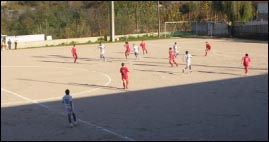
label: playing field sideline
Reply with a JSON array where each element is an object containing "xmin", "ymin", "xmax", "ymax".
[{"xmin": 1, "ymin": 38, "xmax": 268, "ymax": 141}]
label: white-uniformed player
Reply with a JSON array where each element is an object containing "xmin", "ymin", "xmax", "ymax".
[
  {"xmin": 173, "ymin": 42, "xmax": 179, "ymax": 58},
  {"xmin": 183, "ymin": 51, "xmax": 192, "ymax": 73},
  {"xmin": 133, "ymin": 43, "xmax": 139, "ymax": 60},
  {"xmin": 62, "ymin": 89, "xmax": 78, "ymax": 128},
  {"xmin": 98, "ymin": 42, "xmax": 106, "ymax": 61}
]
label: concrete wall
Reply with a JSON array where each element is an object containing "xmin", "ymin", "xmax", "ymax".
[
  {"xmin": 191, "ymin": 22, "xmax": 208, "ymax": 35},
  {"xmin": 213, "ymin": 23, "xmax": 229, "ymax": 36},
  {"xmin": 232, "ymin": 23, "xmax": 268, "ymax": 39},
  {"xmin": 12, "ymin": 33, "xmax": 158, "ymax": 49},
  {"xmin": 7, "ymin": 34, "xmax": 45, "ymax": 43}
]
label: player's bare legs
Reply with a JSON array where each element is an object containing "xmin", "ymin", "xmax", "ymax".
[
  {"xmin": 244, "ymin": 66, "xmax": 248, "ymax": 75},
  {"xmin": 169, "ymin": 60, "xmax": 178, "ymax": 67},
  {"xmin": 126, "ymin": 79, "xmax": 129, "ymax": 89},
  {"xmin": 73, "ymin": 54, "xmax": 78, "ymax": 63},
  {"xmin": 125, "ymin": 52, "xmax": 129, "ymax": 59}
]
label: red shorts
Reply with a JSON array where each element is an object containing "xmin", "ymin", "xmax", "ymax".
[
  {"xmin": 122, "ymin": 75, "xmax": 128, "ymax": 80},
  {"xmin": 170, "ymin": 56, "xmax": 175, "ymax": 60}
]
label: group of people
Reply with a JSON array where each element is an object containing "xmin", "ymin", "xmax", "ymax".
[
  {"xmin": 203, "ymin": 41, "xmax": 251, "ymax": 75},
  {"xmin": 169, "ymin": 41, "xmax": 251, "ymax": 75},
  {"xmin": 1, "ymin": 39, "xmax": 18, "ymax": 51},
  {"xmin": 169, "ymin": 42, "xmax": 192, "ymax": 73},
  {"xmin": 65, "ymin": 40, "xmax": 251, "ymax": 128},
  {"xmin": 124, "ymin": 40, "xmax": 148, "ymax": 60},
  {"xmin": 71, "ymin": 40, "xmax": 251, "ymax": 90},
  {"xmin": 71, "ymin": 40, "xmax": 148, "ymax": 63}
]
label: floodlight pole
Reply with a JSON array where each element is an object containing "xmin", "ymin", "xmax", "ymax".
[{"xmin": 110, "ymin": 1, "xmax": 115, "ymax": 42}]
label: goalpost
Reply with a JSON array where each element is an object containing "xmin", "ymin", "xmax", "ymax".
[{"xmin": 164, "ymin": 21, "xmax": 195, "ymax": 38}]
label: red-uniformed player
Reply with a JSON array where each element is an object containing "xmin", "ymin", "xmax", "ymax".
[
  {"xmin": 205, "ymin": 41, "xmax": 211, "ymax": 56},
  {"xmin": 120, "ymin": 63, "xmax": 129, "ymax": 89},
  {"xmin": 169, "ymin": 47, "xmax": 178, "ymax": 67},
  {"xmin": 140, "ymin": 40, "xmax": 148, "ymax": 54},
  {"xmin": 242, "ymin": 53, "xmax": 251, "ymax": 75},
  {"xmin": 71, "ymin": 44, "xmax": 78, "ymax": 63},
  {"xmin": 124, "ymin": 42, "xmax": 131, "ymax": 59}
]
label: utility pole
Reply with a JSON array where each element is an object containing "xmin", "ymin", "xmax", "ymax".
[
  {"xmin": 157, "ymin": 1, "xmax": 160, "ymax": 38},
  {"xmin": 110, "ymin": 1, "xmax": 115, "ymax": 42}
]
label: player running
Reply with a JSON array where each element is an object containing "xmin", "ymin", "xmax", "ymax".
[
  {"xmin": 173, "ymin": 42, "xmax": 179, "ymax": 58},
  {"xmin": 242, "ymin": 53, "xmax": 251, "ymax": 75},
  {"xmin": 183, "ymin": 51, "xmax": 192, "ymax": 73},
  {"xmin": 205, "ymin": 41, "xmax": 211, "ymax": 56},
  {"xmin": 133, "ymin": 43, "xmax": 139, "ymax": 60},
  {"xmin": 62, "ymin": 89, "xmax": 78, "ymax": 128},
  {"xmin": 71, "ymin": 44, "xmax": 78, "ymax": 63},
  {"xmin": 169, "ymin": 47, "xmax": 178, "ymax": 67},
  {"xmin": 124, "ymin": 41, "xmax": 131, "ymax": 59},
  {"xmin": 140, "ymin": 40, "xmax": 148, "ymax": 54},
  {"xmin": 120, "ymin": 63, "xmax": 129, "ymax": 89}
]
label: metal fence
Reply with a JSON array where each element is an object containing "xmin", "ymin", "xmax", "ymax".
[{"xmin": 232, "ymin": 24, "xmax": 268, "ymax": 39}]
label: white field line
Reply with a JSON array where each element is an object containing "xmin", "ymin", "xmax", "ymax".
[
  {"xmin": 1, "ymin": 66, "xmax": 135, "ymax": 141},
  {"xmin": 1, "ymin": 88, "xmax": 134, "ymax": 141}
]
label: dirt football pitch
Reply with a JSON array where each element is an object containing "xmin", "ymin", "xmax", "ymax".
[{"xmin": 1, "ymin": 38, "xmax": 268, "ymax": 141}]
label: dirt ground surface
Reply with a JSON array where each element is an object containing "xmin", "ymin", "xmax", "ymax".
[{"xmin": 1, "ymin": 37, "xmax": 268, "ymax": 141}]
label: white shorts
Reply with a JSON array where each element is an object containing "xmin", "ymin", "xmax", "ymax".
[{"xmin": 186, "ymin": 62, "xmax": 191, "ymax": 66}]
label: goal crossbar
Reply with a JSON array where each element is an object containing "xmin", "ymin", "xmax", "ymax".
[{"xmin": 164, "ymin": 21, "xmax": 194, "ymax": 38}]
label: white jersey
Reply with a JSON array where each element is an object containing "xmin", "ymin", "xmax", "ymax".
[
  {"xmin": 133, "ymin": 45, "xmax": 139, "ymax": 53},
  {"xmin": 173, "ymin": 44, "xmax": 179, "ymax": 53},
  {"xmin": 62, "ymin": 95, "xmax": 73, "ymax": 109},
  {"xmin": 99, "ymin": 44, "xmax": 105, "ymax": 54},
  {"xmin": 185, "ymin": 54, "xmax": 192, "ymax": 65}
]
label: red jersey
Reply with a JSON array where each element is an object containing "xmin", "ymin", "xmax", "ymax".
[
  {"xmin": 140, "ymin": 42, "xmax": 146, "ymax": 49},
  {"xmin": 71, "ymin": 47, "xmax": 77, "ymax": 54},
  {"xmin": 242, "ymin": 56, "xmax": 251, "ymax": 66},
  {"xmin": 169, "ymin": 50, "xmax": 175, "ymax": 60},
  {"xmin": 206, "ymin": 43, "xmax": 211, "ymax": 50},
  {"xmin": 120, "ymin": 66, "xmax": 129, "ymax": 79},
  {"xmin": 125, "ymin": 44, "xmax": 130, "ymax": 52}
]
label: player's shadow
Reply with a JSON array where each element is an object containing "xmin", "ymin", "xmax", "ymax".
[
  {"xmin": 17, "ymin": 78, "xmax": 122, "ymax": 90},
  {"xmin": 113, "ymin": 51, "xmax": 125, "ymax": 54},
  {"xmin": 133, "ymin": 63, "xmax": 160, "ymax": 67},
  {"xmin": 134, "ymin": 69, "xmax": 176, "ymax": 75},
  {"xmin": 134, "ymin": 60, "xmax": 170, "ymax": 65},
  {"xmin": 39, "ymin": 60, "xmax": 94, "ymax": 65},
  {"xmin": 197, "ymin": 70, "xmax": 242, "ymax": 76},
  {"xmin": 48, "ymin": 55, "xmax": 101, "ymax": 61},
  {"xmin": 39, "ymin": 60, "xmax": 76, "ymax": 64},
  {"xmin": 143, "ymin": 57, "xmax": 168, "ymax": 60},
  {"xmin": 133, "ymin": 61, "xmax": 185, "ymax": 67},
  {"xmin": 192, "ymin": 63, "xmax": 268, "ymax": 71},
  {"xmin": 33, "ymin": 55, "xmax": 101, "ymax": 62}
]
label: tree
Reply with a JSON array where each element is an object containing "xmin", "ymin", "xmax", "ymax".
[
  {"xmin": 223, "ymin": 1, "xmax": 254, "ymax": 25},
  {"xmin": 2, "ymin": 1, "xmax": 255, "ymax": 39}
]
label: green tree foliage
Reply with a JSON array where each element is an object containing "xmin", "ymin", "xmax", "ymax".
[
  {"xmin": 1, "ymin": 1, "xmax": 255, "ymax": 39},
  {"xmin": 179, "ymin": 2, "xmax": 199, "ymax": 21},
  {"xmin": 214, "ymin": 1, "xmax": 254, "ymax": 24}
]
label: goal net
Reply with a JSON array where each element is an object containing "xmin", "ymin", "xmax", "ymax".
[{"xmin": 164, "ymin": 21, "xmax": 193, "ymax": 38}]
